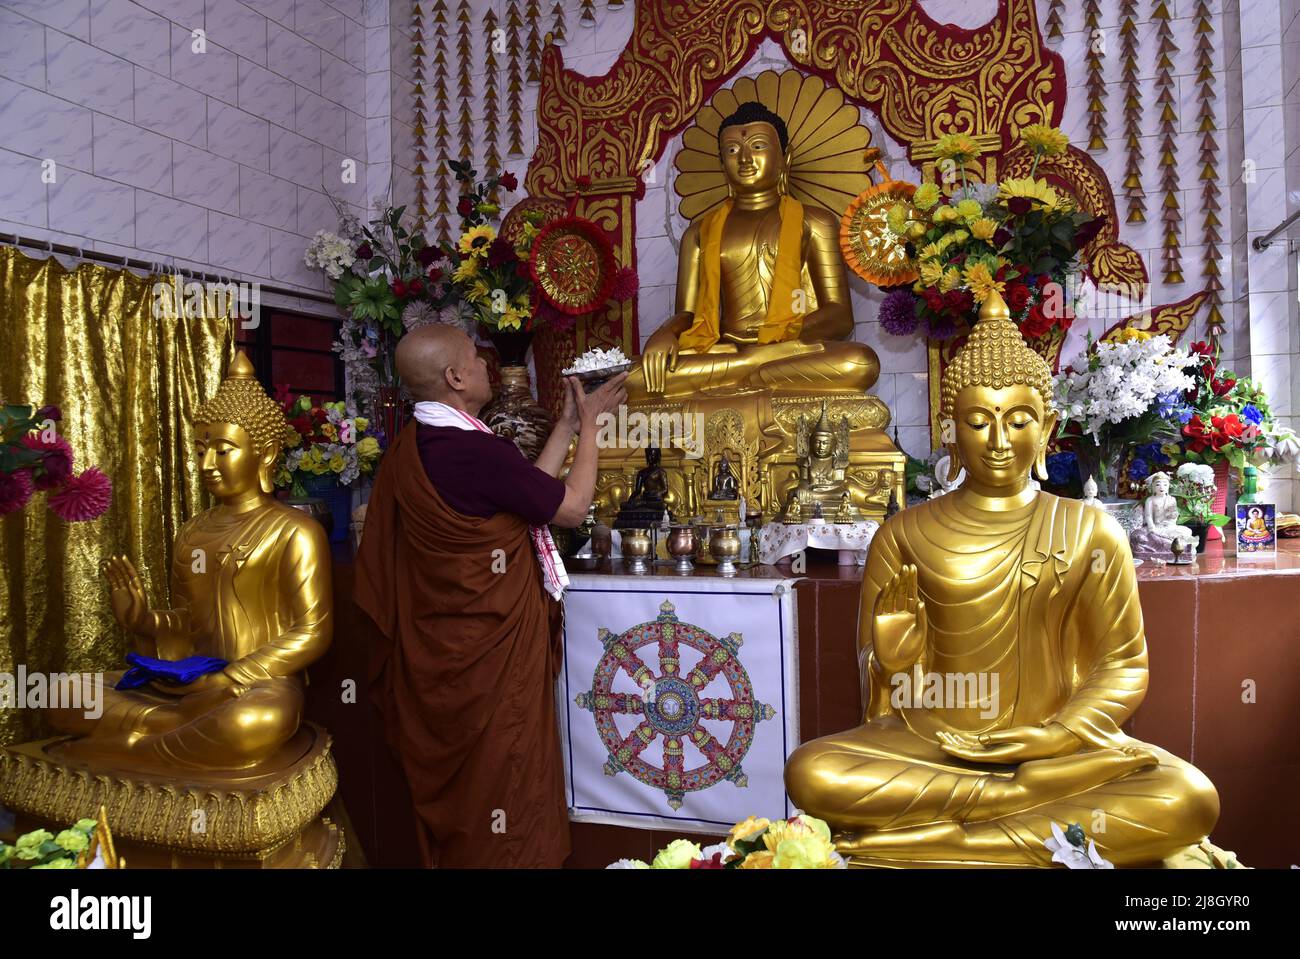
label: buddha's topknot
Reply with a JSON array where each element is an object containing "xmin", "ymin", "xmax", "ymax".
[
  {"xmin": 192, "ymin": 351, "xmax": 295, "ymax": 454},
  {"xmin": 939, "ymin": 290, "xmax": 1054, "ymax": 421}
]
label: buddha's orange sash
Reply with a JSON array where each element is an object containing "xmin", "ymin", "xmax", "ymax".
[{"xmin": 677, "ymin": 194, "xmax": 807, "ymax": 351}]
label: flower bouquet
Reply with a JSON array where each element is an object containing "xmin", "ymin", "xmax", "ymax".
[
  {"xmin": 605, "ymin": 813, "xmax": 846, "ymax": 870},
  {"xmin": 879, "ymin": 126, "xmax": 1104, "ymax": 342},
  {"xmin": 1052, "ymin": 330, "xmax": 1198, "ymax": 499},
  {"xmin": 273, "ymin": 392, "xmax": 382, "ymax": 495},
  {"xmin": 0, "ymin": 404, "xmax": 111, "ymax": 521}
]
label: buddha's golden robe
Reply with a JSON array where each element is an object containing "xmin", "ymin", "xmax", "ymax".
[
  {"xmin": 51, "ymin": 501, "xmax": 332, "ymax": 771},
  {"xmin": 785, "ymin": 492, "xmax": 1220, "ymax": 866}
]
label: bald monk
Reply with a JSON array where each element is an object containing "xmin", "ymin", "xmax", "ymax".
[{"xmin": 355, "ymin": 324, "xmax": 627, "ymax": 867}]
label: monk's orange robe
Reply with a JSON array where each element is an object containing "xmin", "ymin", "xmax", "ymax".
[{"xmin": 355, "ymin": 423, "xmax": 570, "ymax": 867}]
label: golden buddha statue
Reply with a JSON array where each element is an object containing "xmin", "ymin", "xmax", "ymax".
[
  {"xmin": 783, "ymin": 292, "xmax": 1220, "ymax": 867},
  {"xmin": 626, "ymin": 101, "xmax": 878, "ymax": 401},
  {"xmin": 781, "ymin": 400, "xmax": 851, "ymax": 522},
  {"xmin": 45, "ymin": 352, "xmax": 332, "ymax": 772}
]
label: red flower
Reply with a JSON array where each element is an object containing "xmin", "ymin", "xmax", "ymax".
[
  {"xmin": 22, "ymin": 432, "xmax": 73, "ymax": 490},
  {"xmin": 415, "ymin": 246, "xmax": 439, "ymax": 268},
  {"xmin": 1006, "ymin": 197, "xmax": 1032, "ymax": 216},
  {"xmin": 406, "ymin": 276, "xmax": 424, "ymax": 296},
  {"xmin": 1213, "ymin": 413, "xmax": 1244, "ymax": 440},
  {"xmin": 1190, "ymin": 340, "xmax": 1214, "ymax": 357},
  {"xmin": 942, "ymin": 289, "xmax": 974, "ymax": 317},
  {"xmin": 608, "ymin": 265, "xmax": 638, "ymax": 303},
  {"xmin": 1183, "ymin": 415, "xmax": 1210, "ymax": 452},
  {"xmin": 1005, "ymin": 282, "xmax": 1031, "ymax": 313},
  {"xmin": 456, "ymin": 196, "xmax": 474, "ymax": 217},
  {"xmin": 486, "ymin": 236, "xmax": 517, "ymax": 268},
  {"xmin": 1210, "ymin": 373, "xmax": 1236, "ymax": 396},
  {"xmin": 427, "ymin": 266, "xmax": 444, "ymax": 284},
  {"xmin": 499, "ymin": 171, "xmax": 518, "ymax": 192},
  {"xmin": 1020, "ymin": 303, "xmax": 1055, "ymax": 339},
  {"xmin": 291, "ymin": 414, "xmax": 314, "ymax": 437},
  {"xmin": 689, "ymin": 852, "xmax": 725, "ymax": 869},
  {"xmin": 356, "ymin": 243, "xmax": 373, "ymax": 260},
  {"xmin": 0, "ymin": 469, "xmax": 35, "ymax": 516},
  {"xmin": 1073, "ymin": 213, "xmax": 1107, "ymax": 249},
  {"xmin": 921, "ymin": 288, "xmax": 945, "ymax": 313},
  {"xmin": 47, "ymin": 467, "xmax": 112, "ymax": 522},
  {"xmin": 391, "ymin": 278, "xmax": 407, "ymax": 298}
]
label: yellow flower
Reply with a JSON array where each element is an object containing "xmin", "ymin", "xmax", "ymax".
[
  {"xmin": 970, "ymin": 217, "xmax": 999, "ymax": 241},
  {"xmin": 1020, "ymin": 123, "xmax": 1069, "ymax": 157},
  {"xmin": 356, "ymin": 436, "xmax": 380, "ymax": 460},
  {"xmin": 997, "ymin": 177, "xmax": 1061, "ymax": 211},
  {"xmin": 31, "ymin": 858, "xmax": 77, "ymax": 869},
  {"xmin": 467, "ymin": 278, "xmax": 492, "ymax": 303},
  {"xmin": 954, "ymin": 199, "xmax": 982, "ymax": 222},
  {"xmin": 353, "ymin": 416, "xmax": 369, "ymax": 432},
  {"xmin": 948, "ymin": 229, "xmax": 970, "ymax": 246},
  {"xmin": 738, "ymin": 850, "xmax": 775, "ymax": 869},
  {"xmin": 651, "ymin": 838, "xmax": 702, "ymax": 869},
  {"xmin": 934, "ymin": 132, "xmax": 983, "ymax": 163},
  {"xmin": 906, "ymin": 222, "xmax": 928, "ymax": 240},
  {"xmin": 496, "ymin": 310, "xmax": 523, "ymax": 331},
  {"xmin": 932, "ymin": 205, "xmax": 959, "ymax": 225},
  {"xmin": 452, "ymin": 257, "xmax": 479, "ymax": 282},
  {"xmin": 886, "ymin": 203, "xmax": 910, "ymax": 234},
  {"xmin": 913, "ymin": 182, "xmax": 941, "ymax": 210},
  {"xmin": 1116, "ymin": 328, "xmax": 1152, "ymax": 343},
  {"xmin": 772, "ymin": 834, "xmax": 839, "ymax": 869},
  {"xmin": 918, "ymin": 242, "xmax": 943, "ymax": 261},
  {"xmin": 939, "ymin": 267, "xmax": 962, "ymax": 292},
  {"xmin": 727, "ymin": 816, "xmax": 772, "ymax": 847},
  {"xmin": 283, "ymin": 430, "xmax": 301, "ymax": 449},
  {"xmin": 15, "ymin": 829, "xmax": 52, "ymax": 860},
  {"xmin": 919, "ymin": 260, "xmax": 945, "ymax": 287},
  {"xmin": 457, "ymin": 224, "xmax": 496, "ymax": 257},
  {"xmin": 55, "ymin": 829, "xmax": 89, "ymax": 853},
  {"xmin": 321, "ymin": 422, "xmax": 338, "ymax": 442},
  {"xmin": 963, "ymin": 261, "xmax": 1006, "ymax": 304}
]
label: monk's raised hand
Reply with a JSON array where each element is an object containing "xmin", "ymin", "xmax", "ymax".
[{"xmin": 872, "ymin": 563, "xmax": 927, "ymax": 671}]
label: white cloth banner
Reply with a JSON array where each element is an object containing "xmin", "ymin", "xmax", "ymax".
[{"xmin": 560, "ymin": 573, "xmax": 800, "ymax": 834}]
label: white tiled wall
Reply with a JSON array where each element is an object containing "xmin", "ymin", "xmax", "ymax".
[{"xmin": 0, "ymin": 0, "xmax": 382, "ymax": 310}]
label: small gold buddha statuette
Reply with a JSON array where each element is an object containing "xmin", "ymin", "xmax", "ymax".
[{"xmin": 781, "ymin": 400, "xmax": 852, "ymax": 523}]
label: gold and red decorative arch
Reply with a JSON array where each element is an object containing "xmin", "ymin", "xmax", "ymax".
[{"xmin": 518, "ymin": 0, "xmax": 1193, "ymax": 423}]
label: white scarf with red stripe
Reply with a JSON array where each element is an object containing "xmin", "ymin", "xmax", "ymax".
[{"xmin": 412, "ymin": 401, "xmax": 569, "ymax": 601}]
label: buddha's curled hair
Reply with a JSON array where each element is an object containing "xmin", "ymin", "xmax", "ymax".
[
  {"xmin": 939, "ymin": 291, "xmax": 1054, "ymax": 420},
  {"xmin": 193, "ymin": 351, "xmax": 296, "ymax": 454}
]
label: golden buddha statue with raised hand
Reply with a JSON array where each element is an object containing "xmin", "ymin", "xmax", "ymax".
[
  {"xmin": 49, "ymin": 352, "xmax": 333, "ymax": 772},
  {"xmin": 627, "ymin": 101, "xmax": 878, "ymax": 400},
  {"xmin": 784, "ymin": 292, "xmax": 1220, "ymax": 867}
]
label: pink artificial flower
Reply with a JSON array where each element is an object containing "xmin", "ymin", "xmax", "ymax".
[
  {"xmin": 47, "ymin": 467, "xmax": 112, "ymax": 522},
  {"xmin": 0, "ymin": 469, "xmax": 35, "ymax": 515},
  {"xmin": 1241, "ymin": 423, "xmax": 1260, "ymax": 441},
  {"xmin": 22, "ymin": 432, "xmax": 74, "ymax": 490}
]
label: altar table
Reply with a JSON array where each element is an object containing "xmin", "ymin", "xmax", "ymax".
[{"xmin": 313, "ymin": 540, "xmax": 1300, "ymax": 868}]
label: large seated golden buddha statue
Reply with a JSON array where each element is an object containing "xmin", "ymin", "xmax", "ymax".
[
  {"xmin": 594, "ymin": 93, "xmax": 903, "ymax": 522},
  {"xmin": 0, "ymin": 353, "xmax": 342, "ymax": 867},
  {"xmin": 783, "ymin": 293, "xmax": 1220, "ymax": 867}
]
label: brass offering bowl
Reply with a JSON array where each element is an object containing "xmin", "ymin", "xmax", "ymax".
[
  {"xmin": 667, "ymin": 524, "xmax": 697, "ymax": 574},
  {"xmin": 622, "ymin": 528, "xmax": 652, "ymax": 573},
  {"xmin": 709, "ymin": 525, "xmax": 741, "ymax": 575}
]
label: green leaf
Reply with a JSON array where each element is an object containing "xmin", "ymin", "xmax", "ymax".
[{"xmin": 1209, "ymin": 513, "xmax": 1231, "ymax": 527}]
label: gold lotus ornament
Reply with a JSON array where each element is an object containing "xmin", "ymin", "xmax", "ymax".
[
  {"xmin": 840, "ymin": 161, "xmax": 920, "ymax": 287},
  {"xmin": 673, "ymin": 68, "xmax": 876, "ymax": 221}
]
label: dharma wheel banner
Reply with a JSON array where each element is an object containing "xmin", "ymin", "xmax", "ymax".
[{"xmin": 561, "ymin": 575, "xmax": 799, "ymax": 834}]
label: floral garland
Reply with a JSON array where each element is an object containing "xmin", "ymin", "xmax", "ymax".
[{"xmin": 273, "ymin": 391, "xmax": 383, "ymax": 493}]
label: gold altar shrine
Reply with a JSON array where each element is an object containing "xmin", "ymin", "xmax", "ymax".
[{"xmin": 587, "ymin": 72, "xmax": 905, "ymax": 524}]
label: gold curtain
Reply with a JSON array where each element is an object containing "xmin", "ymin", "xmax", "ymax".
[{"xmin": 0, "ymin": 246, "xmax": 233, "ymax": 745}]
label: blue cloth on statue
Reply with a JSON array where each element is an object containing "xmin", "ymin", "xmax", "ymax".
[{"xmin": 114, "ymin": 653, "xmax": 229, "ymax": 690}]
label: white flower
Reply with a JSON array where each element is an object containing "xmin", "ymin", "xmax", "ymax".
[
  {"xmin": 605, "ymin": 858, "xmax": 650, "ymax": 869},
  {"xmin": 304, "ymin": 230, "xmax": 356, "ymax": 280},
  {"xmin": 1044, "ymin": 821, "xmax": 1114, "ymax": 869},
  {"xmin": 402, "ymin": 300, "xmax": 438, "ymax": 331},
  {"xmin": 562, "ymin": 346, "xmax": 630, "ymax": 375},
  {"xmin": 1053, "ymin": 336, "xmax": 1197, "ymax": 439}
]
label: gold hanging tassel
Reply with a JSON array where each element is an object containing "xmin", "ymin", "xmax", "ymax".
[
  {"xmin": 525, "ymin": 0, "xmax": 542, "ymax": 85},
  {"xmin": 1119, "ymin": 1, "xmax": 1145, "ymax": 223},
  {"xmin": 1045, "ymin": 0, "xmax": 1065, "ymax": 41},
  {"xmin": 432, "ymin": 0, "xmax": 453, "ymax": 245},
  {"xmin": 1194, "ymin": 0, "xmax": 1224, "ymax": 338},
  {"xmin": 1153, "ymin": 0, "xmax": 1182, "ymax": 284},
  {"xmin": 550, "ymin": 1, "xmax": 567, "ymax": 46},
  {"xmin": 1084, "ymin": 1, "xmax": 1107, "ymax": 152},
  {"xmin": 482, "ymin": 6, "xmax": 502, "ymax": 199},
  {"xmin": 457, "ymin": 0, "xmax": 474, "ymax": 164},
  {"xmin": 506, "ymin": 1, "xmax": 524, "ymax": 158}
]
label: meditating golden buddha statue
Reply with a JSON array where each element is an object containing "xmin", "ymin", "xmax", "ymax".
[
  {"xmin": 627, "ymin": 101, "xmax": 878, "ymax": 401},
  {"xmin": 590, "ymin": 97, "xmax": 903, "ymax": 522},
  {"xmin": 780, "ymin": 400, "xmax": 852, "ymax": 522},
  {"xmin": 784, "ymin": 292, "xmax": 1220, "ymax": 867},
  {"xmin": 0, "ymin": 352, "xmax": 341, "ymax": 866}
]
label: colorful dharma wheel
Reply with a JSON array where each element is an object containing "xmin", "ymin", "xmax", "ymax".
[
  {"xmin": 575, "ymin": 599, "xmax": 776, "ymax": 810},
  {"xmin": 840, "ymin": 163, "xmax": 920, "ymax": 287},
  {"xmin": 528, "ymin": 215, "xmax": 616, "ymax": 315}
]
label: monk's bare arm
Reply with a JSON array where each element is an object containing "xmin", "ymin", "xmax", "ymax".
[
  {"xmin": 552, "ymin": 374, "xmax": 629, "ymax": 526},
  {"xmin": 797, "ymin": 207, "xmax": 854, "ymax": 342},
  {"xmin": 534, "ymin": 421, "xmax": 575, "ymax": 477}
]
